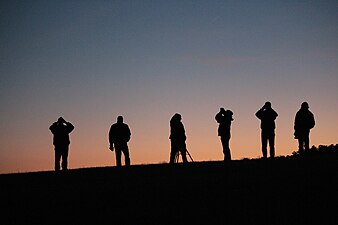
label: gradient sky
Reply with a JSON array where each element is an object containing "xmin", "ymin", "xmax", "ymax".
[{"xmin": 1, "ymin": 0, "xmax": 337, "ymax": 173}]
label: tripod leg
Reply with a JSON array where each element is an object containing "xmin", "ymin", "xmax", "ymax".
[
  {"xmin": 186, "ymin": 149, "xmax": 194, "ymax": 162},
  {"xmin": 175, "ymin": 151, "xmax": 180, "ymax": 163}
]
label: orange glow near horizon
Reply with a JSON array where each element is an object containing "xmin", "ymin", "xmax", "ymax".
[{"xmin": 1, "ymin": 102, "xmax": 337, "ymax": 174}]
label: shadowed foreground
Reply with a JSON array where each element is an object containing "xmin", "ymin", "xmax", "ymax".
[{"xmin": 1, "ymin": 155, "xmax": 338, "ymax": 225}]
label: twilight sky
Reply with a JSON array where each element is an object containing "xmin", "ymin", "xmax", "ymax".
[{"xmin": 1, "ymin": 0, "xmax": 337, "ymax": 173}]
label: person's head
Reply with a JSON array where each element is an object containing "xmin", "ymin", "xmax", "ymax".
[
  {"xmin": 57, "ymin": 117, "xmax": 65, "ymax": 123},
  {"xmin": 301, "ymin": 102, "xmax": 309, "ymax": 110},
  {"xmin": 264, "ymin": 101, "xmax": 272, "ymax": 109},
  {"xmin": 171, "ymin": 113, "xmax": 182, "ymax": 122},
  {"xmin": 117, "ymin": 116, "xmax": 124, "ymax": 123}
]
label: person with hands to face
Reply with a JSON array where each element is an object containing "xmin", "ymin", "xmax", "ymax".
[
  {"xmin": 255, "ymin": 102, "xmax": 278, "ymax": 159},
  {"xmin": 215, "ymin": 108, "xmax": 234, "ymax": 161},
  {"xmin": 49, "ymin": 117, "xmax": 74, "ymax": 171}
]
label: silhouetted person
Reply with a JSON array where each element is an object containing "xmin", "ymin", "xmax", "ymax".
[
  {"xmin": 109, "ymin": 116, "xmax": 131, "ymax": 167},
  {"xmin": 256, "ymin": 102, "xmax": 278, "ymax": 158},
  {"xmin": 169, "ymin": 113, "xmax": 188, "ymax": 164},
  {"xmin": 215, "ymin": 108, "xmax": 234, "ymax": 161},
  {"xmin": 294, "ymin": 102, "xmax": 315, "ymax": 154},
  {"xmin": 49, "ymin": 117, "xmax": 74, "ymax": 171}
]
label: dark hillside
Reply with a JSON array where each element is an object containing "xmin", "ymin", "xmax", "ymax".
[{"xmin": 1, "ymin": 154, "xmax": 338, "ymax": 225}]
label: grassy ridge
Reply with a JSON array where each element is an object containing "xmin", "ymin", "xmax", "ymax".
[{"xmin": 1, "ymin": 155, "xmax": 338, "ymax": 225}]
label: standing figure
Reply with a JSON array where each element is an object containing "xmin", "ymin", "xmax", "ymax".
[
  {"xmin": 109, "ymin": 116, "xmax": 131, "ymax": 167},
  {"xmin": 294, "ymin": 102, "xmax": 315, "ymax": 154},
  {"xmin": 215, "ymin": 108, "xmax": 234, "ymax": 161},
  {"xmin": 255, "ymin": 102, "xmax": 278, "ymax": 159},
  {"xmin": 169, "ymin": 113, "xmax": 188, "ymax": 164},
  {"xmin": 49, "ymin": 117, "xmax": 74, "ymax": 171}
]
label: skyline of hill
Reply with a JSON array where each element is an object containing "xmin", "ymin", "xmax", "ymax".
[{"xmin": 1, "ymin": 148, "xmax": 338, "ymax": 225}]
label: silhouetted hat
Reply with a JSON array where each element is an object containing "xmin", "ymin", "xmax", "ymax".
[
  {"xmin": 301, "ymin": 102, "xmax": 309, "ymax": 109},
  {"xmin": 264, "ymin": 102, "xmax": 272, "ymax": 108},
  {"xmin": 171, "ymin": 113, "xmax": 182, "ymax": 122},
  {"xmin": 57, "ymin": 117, "xmax": 65, "ymax": 123}
]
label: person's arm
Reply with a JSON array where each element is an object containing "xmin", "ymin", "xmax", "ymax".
[
  {"xmin": 273, "ymin": 110, "xmax": 278, "ymax": 120},
  {"xmin": 108, "ymin": 126, "xmax": 115, "ymax": 150},
  {"xmin": 126, "ymin": 125, "xmax": 131, "ymax": 142},
  {"xmin": 255, "ymin": 108, "xmax": 264, "ymax": 119},
  {"xmin": 215, "ymin": 111, "xmax": 223, "ymax": 123},
  {"xmin": 294, "ymin": 112, "xmax": 299, "ymax": 130},
  {"xmin": 182, "ymin": 123, "xmax": 187, "ymax": 141},
  {"xmin": 215, "ymin": 108, "xmax": 226, "ymax": 122},
  {"xmin": 66, "ymin": 122, "xmax": 74, "ymax": 133},
  {"xmin": 309, "ymin": 112, "xmax": 315, "ymax": 129},
  {"xmin": 49, "ymin": 122, "xmax": 57, "ymax": 134}
]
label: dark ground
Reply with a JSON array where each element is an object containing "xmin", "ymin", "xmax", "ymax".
[{"xmin": 1, "ymin": 155, "xmax": 338, "ymax": 225}]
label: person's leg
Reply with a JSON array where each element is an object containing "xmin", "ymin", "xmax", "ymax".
[
  {"xmin": 221, "ymin": 136, "xmax": 231, "ymax": 161},
  {"xmin": 180, "ymin": 151, "xmax": 188, "ymax": 163},
  {"xmin": 122, "ymin": 144, "xmax": 131, "ymax": 166},
  {"xmin": 170, "ymin": 141, "xmax": 178, "ymax": 164},
  {"xmin": 169, "ymin": 150, "xmax": 177, "ymax": 163},
  {"xmin": 61, "ymin": 145, "xmax": 69, "ymax": 170},
  {"xmin": 304, "ymin": 135, "xmax": 310, "ymax": 152},
  {"xmin": 269, "ymin": 133, "xmax": 275, "ymax": 158},
  {"xmin": 298, "ymin": 138, "xmax": 304, "ymax": 154},
  {"xmin": 54, "ymin": 147, "xmax": 61, "ymax": 171},
  {"xmin": 180, "ymin": 142, "xmax": 188, "ymax": 163},
  {"xmin": 261, "ymin": 131, "xmax": 268, "ymax": 158},
  {"xmin": 115, "ymin": 148, "xmax": 122, "ymax": 167}
]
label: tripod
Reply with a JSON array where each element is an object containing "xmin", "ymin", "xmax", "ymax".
[{"xmin": 174, "ymin": 149, "xmax": 194, "ymax": 163}]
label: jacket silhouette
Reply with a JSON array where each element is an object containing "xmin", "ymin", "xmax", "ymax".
[
  {"xmin": 256, "ymin": 102, "xmax": 278, "ymax": 158},
  {"xmin": 294, "ymin": 102, "xmax": 315, "ymax": 153},
  {"xmin": 49, "ymin": 117, "xmax": 74, "ymax": 171},
  {"xmin": 215, "ymin": 108, "xmax": 233, "ymax": 161},
  {"xmin": 169, "ymin": 113, "xmax": 188, "ymax": 163},
  {"xmin": 109, "ymin": 116, "xmax": 131, "ymax": 166}
]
